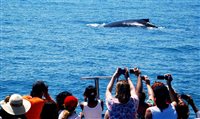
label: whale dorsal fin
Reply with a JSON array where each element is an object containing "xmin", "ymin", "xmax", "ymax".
[{"xmin": 142, "ymin": 19, "xmax": 150, "ymax": 22}]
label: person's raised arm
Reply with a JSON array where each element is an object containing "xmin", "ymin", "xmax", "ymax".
[
  {"xmin": 188, "ymin": 97, "xmax": 199, "ymax": 114},
  {"xmin": 124, "ymin": 68, "xmax": 136, "ymax": 97},
  {"xmin": 181, "ymin": 94, "xmax": 200, "ymax": 117},
  {"xmin": 133, "ymin": 68, "xmax": 142, "ymax": 97},
  {"xmin": 144, "ymin": 76, "xmax": 154, "ymax": 104},
  {"xmin": 106, "ymin": 68, "xmax": 120, "ymax": 99},
  {"xmin": 165, "ymin": 74, "xmax": 177, "ymax": 106},
  {"xmin": 188, "ymin": 97, "xmax": 200, "ymax": 118}
]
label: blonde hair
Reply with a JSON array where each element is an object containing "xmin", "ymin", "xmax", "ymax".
[{"xmin": 115, "ymin": 80, "xmax": 131, "ymax": 104}]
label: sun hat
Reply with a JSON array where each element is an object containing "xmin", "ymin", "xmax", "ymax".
[
  {"xmin": 0, "ymin": 94, "xmax": 31, "ymax": 115},
  {"xmin": 64, "ymin": 96, "xmax": 78, "ymax": 112}
]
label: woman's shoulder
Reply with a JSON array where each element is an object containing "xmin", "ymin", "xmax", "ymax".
[
  {"xmin": 107, "ymin": 97, "xmax": 120, "ymax": 104},
  {"xmin": 80, "ymin": 101, "xmax": 87, "ymax": 110},
  {"xmin": 130, "ymin": 95, "xmax": 139, "ymax": 104},
  {"xmin": 131, "ymin": 94, "xmax": 139, "ymax": 101}
]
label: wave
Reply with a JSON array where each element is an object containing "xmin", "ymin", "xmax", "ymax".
[{"xmin": 86, "ymin": 23, "xmax": 106, "ymax": 27}]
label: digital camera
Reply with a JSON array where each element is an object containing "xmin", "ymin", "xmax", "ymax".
[
  {"xmin": 157, "ymin": 75, "xmax": 169, "ymax": 80},
  {"xmin": 119, "ymin": 68, "xmax": 125, "ymax": 75},
  {"xmin": 140, "ymin": 76, "xmax": 145, "ymax": 80},
  {"xmin": 129, "ymin": 68, "xmax": 135, "ymax": 74}
]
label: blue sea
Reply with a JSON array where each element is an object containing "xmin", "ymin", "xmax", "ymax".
[{"xmin": 1, "ymin": 0, "xmax": 200, "ymax": 118}]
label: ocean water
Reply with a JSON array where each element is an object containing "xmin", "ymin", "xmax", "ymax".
[{"xmin": 1, "ymin": 0, "xmax": 200, "ymax": 118}]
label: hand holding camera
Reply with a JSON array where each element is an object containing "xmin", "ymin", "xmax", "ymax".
[
  {"xmin": 117, "ymin": 67, "xmax": 130, "ymax": 80},
  {"xmin": 124, "ymin": 68, "xmax": 130, "ymax": 80},
  {"xmin": 118, "ymin": 68, "xmax": 126, "ymax": 75},
  {"xmin": 142, "ymin": 75, "xmax": 150, "ymax": 85},
  {"xmin": 130, "ymin": 67, "xmax": 141, "ymax": 77},
  {"xmin": 113, "ymin": 68, "xmax": 121, "ymax": 79},
  {"xmin": 157, "ymin": 74, "xmax": 173, "ymax": 81}
]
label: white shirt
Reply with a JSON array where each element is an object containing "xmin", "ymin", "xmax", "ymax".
[
  {"xmin": 148, "ymin": 103, "xmax": 177, "ymax": 119},
  {"xmin": 196, "ymin": 110, "xmax": 200, "ymax": 118},
  {"xmin": 82, "ymin": 100, "xmax": 102, "ymax": 119}
]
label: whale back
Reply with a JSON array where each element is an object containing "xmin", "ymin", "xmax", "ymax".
[{"xmin": 104, "ymin": 19, "xmax": 156, "ymax": 27}]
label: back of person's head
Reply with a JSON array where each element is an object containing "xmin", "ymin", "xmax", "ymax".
[
  {"xmin": 64, "ymin": 96, "xmax": 78, "ymax": 113},
  {"xmin": 115, "ymin": 80, "xmax": 131, "ymax": 104},
  {"xmin": 151, "ymin": 82, "xmax": 169, "ymax": 107},
  {"xmin": 40, "ymin": 102, "xmax": 58, "ymax": 119},
  {"xmin": 56, "ymin": 91, "xmax": 72, "ymax": 110},
  {"xmin": 139, "ymin": 91, "xmax": 146, "ymax": 103},
  {"xmin": 31, "ymin": 80, "xmax": 47, "ymax": 97},
  {"xmin": 84, "ymin": 85, "xmax": 97, "ymax": 101}
]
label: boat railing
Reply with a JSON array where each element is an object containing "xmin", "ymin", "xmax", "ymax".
[{"xmin": 81, "ymin": 76, "xmax": 112, "ymax": 98}]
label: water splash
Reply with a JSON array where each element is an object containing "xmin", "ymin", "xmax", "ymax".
[{"xmin": 86, "ymin": 23, "xmax": 106, "ymax": 27}]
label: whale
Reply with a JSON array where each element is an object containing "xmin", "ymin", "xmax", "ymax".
[{"xmin": 104, "ymin": 19, "xmax": 158, "ymax": 28}]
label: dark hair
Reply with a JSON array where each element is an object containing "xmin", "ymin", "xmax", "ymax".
[
  {"xmin": 40, "ymin": 102, "xmax": 58, "ymax": 119},
  {"xmin": 151, "ymin": 82, "xmax": 170, "ymax": 109},
  {"xmin": 115, "ymin": 80, "xmax": 131, "ymax": 104},
  {"xmin": 151, "ymin": 82, "xmax": 169, "ymax": 98},
  {"xmin": 84, "ymin": 85, "xmax": 97, "ymax": 100},
  {"xmin": 56, "ymin": 91, "xmax": 72, "ymax": 110},
  {"xmin": 31, "ymin": 80, "xmax": 48, "ymax": 97},
  {"xmin": 139, "ymin": 91, "xmax": 146, "ymax": 103}
]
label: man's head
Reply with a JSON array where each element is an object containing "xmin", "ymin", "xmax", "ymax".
[
  {"xmin": 56, "ymin": 91, "xmax": 72, "ymax": 110},
  {"xmin": 84, "ymin": 85, "xmax": 97, "ymax": 100},
  {"xmin": 151, "ymin": 82, "xmax": 170, "ymax": 107},
  {"xmin": 31, "ymin": 80, "xmax": 48, "ymax": 97}
]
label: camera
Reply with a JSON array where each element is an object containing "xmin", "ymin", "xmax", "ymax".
[
  {"xmin": 129, "ymin": 68, "xmax": 135, "ymax": 74},
  {"xmin": 129, "ymin": 68, "xmax": 140, "ymax": 74},
  {"xmin": 119, "ymin": 68, "xmax": 125, "ymax": 75},
  {"xmin": 140, "ymin": 76, "xmax": 145, "ymax": 80},
  {"xmin": 157, "ymin": 75, "xmax": 172, "ymax": 80}
]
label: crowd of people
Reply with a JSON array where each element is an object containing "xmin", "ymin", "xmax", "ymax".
[{"xmin": 0, "ymin": 67, "xmax": 199, "ymax": 119}]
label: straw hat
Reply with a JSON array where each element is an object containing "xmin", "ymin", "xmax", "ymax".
[{"xmin": 0, "ymin": 94, "xmax": 31, "ymax": 115}]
